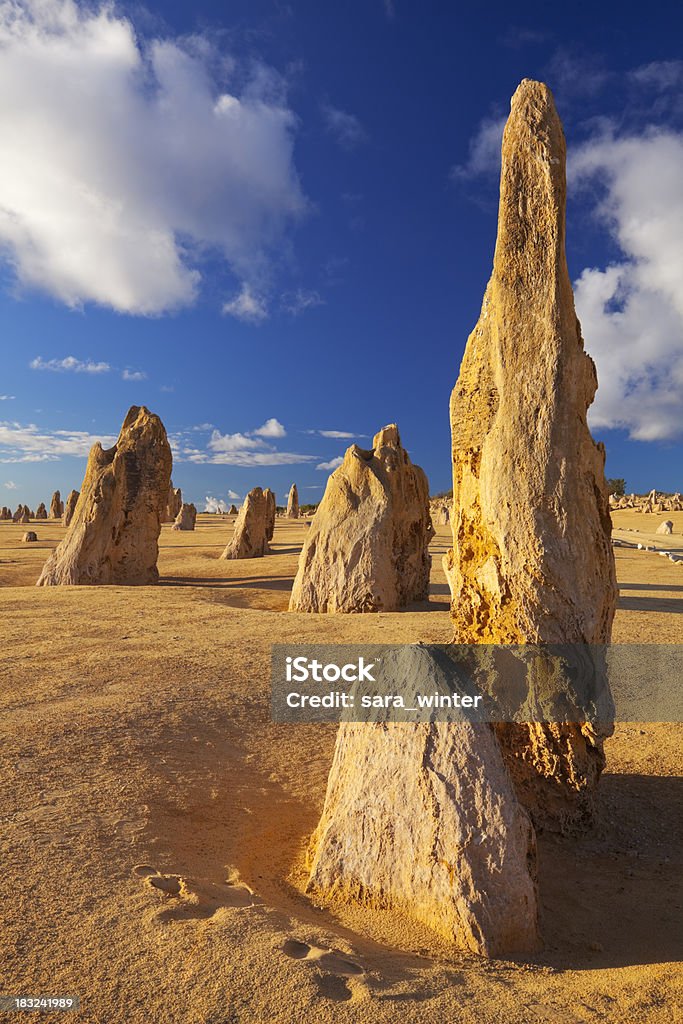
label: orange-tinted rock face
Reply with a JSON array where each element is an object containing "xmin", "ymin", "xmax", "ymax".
[
  {"xmin": 289, "ymin": 424, "xmax": 433, "ymax": 613},
  {"xmin": 37, "ymin": 406, "xmax": 172, "ymax": 586},
  {"xmin": 220, "ymin": 488, "xmax": 270, "ymax": 559}
]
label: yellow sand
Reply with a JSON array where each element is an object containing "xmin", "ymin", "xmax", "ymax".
[{"xmin": 0, "ymin": 510, "xmax": 681, "ymax": 1023}]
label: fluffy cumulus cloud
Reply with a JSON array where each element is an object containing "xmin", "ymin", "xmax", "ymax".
[
  {"xmin": 204, "ymin": 488, "xmax": 241, "ymax": 512},
  {"xmin": 571, "ymin": 129, "xmax": 683, "ymax": 440},
  {"xmin": 0, "ymin": 0, "xmax": 306, "ymax": 315},
  {"xmin": 171, "ymin": 420, "xmax": 314, "ymax": 465},
  {"xmin": 204, "ymin": 496, "xmax": 228, "ymax": 513},
  {"xmin": 0, "ymin": 421, "xmax": 116, "ymax": 461},
  {"xmin": 4, "ymin": 479, "xmax": 18, "ymax": 489},
  {"xmin": 316, "ymin": 456, "xmax": 343, "ymax": 471},
  {"xmin": 253, "ymin": 418, "xmax": 286, "ymax": 438}
]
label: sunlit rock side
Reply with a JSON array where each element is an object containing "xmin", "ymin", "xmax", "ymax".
[
  {"xmin": 37, "ymin": 406, "xmax": 172, "ymax": 586},
  {"xmin": 289, "ymin": 425, "xmax": 433, "ymax": 613},
  {"xmin": 443, "ymin": 80, "xmax": 617, "ymax": 832}
]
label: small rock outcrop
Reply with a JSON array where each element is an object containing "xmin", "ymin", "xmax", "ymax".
[
  {"xmin": 22, "ymin": 531, "xmax": 38, "ymax": 542},
  {"xmin": 220, "ymin": 488, "xmax": 270, "ymax": 559},
  {"xmin": 290, "ymin": 425, "xmax": 433, "ymax": 613},
  {"xmin": 0, "ymin": 507, "xmax": 10, "ymax": 520},
  {"xmin": 307, "ymin": 647, "xmax": 539, "ymax": 956},
  {"xmin": 37, "ymin": 406, "xmax": 172, "ymax": 586},
  {"xmin": 171, "ymin": 503, "xmax": 197, "ymax": 531},
  {"xmin": 50, "ymin": 491, "xmax": 62, "ymax": 518},
  {"xmin": 443, "ymin": 80, "xmax": 617, "ymax": 832},
  {"xmin": 62, "ymin": 490, "xmax": 80, "ymax": 528},
  {"xmin": 229, "ymin": 504, "xmax": 238, "ymax": 516},
  {"xmin": 17, "ymin": 507, "xmax": 30, "ymax": 524},
  {"xmin": 263, "ymin": 488, "xmax": 276, "ymax": 542},
  {"xmin": 286, "ymin": 483, "xmax": 299, "ymax": 519},
  {"xmin": 656, "ymin": 520, "xmax": 674, "ymax": 536},
  {"xmin": 36, "ymin": 503, "xmax": 47, "ymax": 519}
]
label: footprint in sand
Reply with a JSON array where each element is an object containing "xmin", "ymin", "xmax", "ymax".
[
  {"xmin": 132, "ymin": 865, "xmax": 256, "ymax": 920},
  {"xmin": 132, "ymin": 864, "xmax": 182, "ymax": 895},
  {"xmin": 282, "ymin": 938, "xmax": 366, "ymax": 1002}
]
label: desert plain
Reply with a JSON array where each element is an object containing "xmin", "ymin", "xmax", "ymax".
[{"xmin": 0, "ymin": 509, "xmax": 681, "ymax": 1024}]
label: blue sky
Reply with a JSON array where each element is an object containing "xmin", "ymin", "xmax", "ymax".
[{"xmin": 1, "ymin": 0, "xmax": 682, "ymax": 510}]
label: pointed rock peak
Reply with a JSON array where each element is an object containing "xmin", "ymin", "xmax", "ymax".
[{"xmin": 372, "ymin": 423, "xmax": 401, "ymax": 449}]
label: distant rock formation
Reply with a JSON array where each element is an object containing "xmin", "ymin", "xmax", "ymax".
[
  {"xmin": 229, "ymin": 504, "xmax": 238, "ymax": 516},
  {"xmin": 286, "ymin": 483, "xmax": 299, "ymax": 519},
  {"xmin": 17, "ymin": 506, "xmax": 30, "ymax": 524},
  {"xmin": 0, "ymin": 507, "xmax": 10, "ymax": 520},
  {"xmin": 62, "ymin": 490, "xmax": 80, "ymax": 528},
  {"xmin": 37, "ymin": 406, "xmax": 172, "ymax": 586},
  {"xmin": 656, "ymin": 520, "xmax": 674, "ymax": 535},
  {"xmin": 438, "ymin": 506, "xmax": 449, "ymax": 525},
  {"xmin": 290, "ymin": 425, "xmax": 433, "ymax": 612},
  {"xmin": 50, "ymin": 491, "xmax": 62, "ymax": 518},
  {"xmin": 263, "ymin": 488, "xmax": 276, "ymax": 542},
  {"xmin": 164, "ymin": 484, "xmax": 182, "ymax": 523},
  {"xmin": 171, "ymin": 503, "xmax": 197, "ymax": 531},
  {"xmin": 22, "ymin": 531, "xmax": 38, "ymax": 542},
  {"xmin": 220, "ymin": 488, "xmax": 270, "ymax": 559},
  {"xmin": 36, "ymin": 503, "xmax": 47, "ymax": 520},
  {"xmin": 443, "ymin": 80, "xmax": 617, "ymax": 833},
  {"xmin": 307, "ymin": 646, "xmax": 539, "ymax": 955}
]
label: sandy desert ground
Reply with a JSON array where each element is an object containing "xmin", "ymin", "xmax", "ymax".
[{"xmin": 0, "ymin": 510, "xmax": 681, "ymax": 1023}]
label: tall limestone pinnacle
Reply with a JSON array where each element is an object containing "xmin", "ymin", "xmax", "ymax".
[
  {"xmin": 37, "ymin": 406, "xmax": 172, "ymax": 586},
  {"xmin": 444, "ymin": 80, "xmax": 618, "ymax": 830}
]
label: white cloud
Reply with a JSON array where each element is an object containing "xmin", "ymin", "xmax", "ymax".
[
  {"xmin": 208, "ymin": 430, "xmax": 268, "ymax": 453},
  {"xmin": 253, "ymin": 417, "xmax": 286, "ymax": 438},
  {"xmin": 30, "ymin": 355, "xmax": 110, "ymax": 373},
  {"xmin": 160, "ymin": 384, "xmax": 174, "ymax": 393},
  {"xmin": 121, "ymin": 369, "xmax": 146, "ymax": 381},
  {"xmin": 0, "ymin": 0, "xmax": 306, "ymax": 315},
  {"xmin": 204, "ymin": 495, "xmax": 228, "ymax": 513},
  {"xmin": 0, "ymin": 421, "xmax": 117, "ymax": 461},
  {"xmin": 227, "ymin": 488, "xmax": 240, "ymax": 500},
  {"xmin": 223, "ymin": 283, "xmax": 269, "ymax": 323},
  {"xmin": 172, "ymin": 420, "xmax": 315, "ymax": 465},
  {"xmin": 321, "ymin": 103, "xmax": 367, "ymax": 149},
  {"xmin": 281, "ymin": 288, "xmax": 324, "ymax": 315},
  {"xmin": 316, "ymin": 456, "xmax": 344, "ymax": 471},
  {"xmin": 450, "ymin": 117, "xmax": 505, "ymax": 181},
  {"xmin": 0, "ymin": 395, "xmax": 15, "ymax": 400},
  {"xmin": 4, "ymin": 479, "xmax": 18, "ymax": 489},
  {"xmin": 304, "ymin": 428, "xmax": 364, "ymax": 438},
  {"xmin": 570, "ymin": 128, "xmax": 683, "ymax": 441},
  {"xmin": 190, "ymin": 450, "xmax": 316, "ymax": 466}
]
